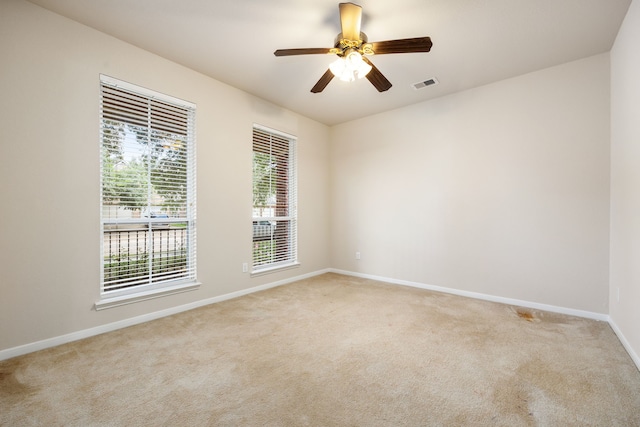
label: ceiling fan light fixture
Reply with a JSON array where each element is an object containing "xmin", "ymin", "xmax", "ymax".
[
  {"xmin": 274, "ymin": 3, "xmax": 432, "ymax": 93},
  {"xmin": 329, "ymin": 50, "xmax": 372, "ymax": 82}
]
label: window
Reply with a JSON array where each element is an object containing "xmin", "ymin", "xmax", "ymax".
[
  {"xmin": 252, "ymin": 125, "xmax": 297, "ymax": 272},
  {"xmin": 99, "ymin": 75, "xmax": 196, "ymax": 304}
]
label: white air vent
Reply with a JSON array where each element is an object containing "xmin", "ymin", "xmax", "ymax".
[{"xmin": 412, "ymin": 78, "xmax": 439, "ymax": 90}]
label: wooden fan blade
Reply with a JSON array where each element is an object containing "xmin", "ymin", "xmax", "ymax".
[
  {"xmin": 339, "ymin": 3, "xmax": 362, "ymax": 41},
  {"xmin": 363, "ymin": 57, "xmax": 392, "ymax": 92},
  {"xmin": 311, "ymin": 69, "xmax": 335, "ymax": 93},
  {"xmin": 370, "ymin": 37, "xmax": 433, "ymax": 54},
  {"xmin": 274, "ymin": 48, "xmax": 333, "ymax": 57}
]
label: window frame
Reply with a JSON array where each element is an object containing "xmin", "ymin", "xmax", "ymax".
[
  {"xmin": 251, "ymin": 124, "xmax": 298, "ymax": 275},
  {"xmin": 96, "ymin": 75, "xmax": 198, "ymax": 309}
]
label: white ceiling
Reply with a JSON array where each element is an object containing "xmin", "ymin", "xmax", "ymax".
[{"xmin": 27, "ymin": 0, "xmax": 631, "ymax": 126}]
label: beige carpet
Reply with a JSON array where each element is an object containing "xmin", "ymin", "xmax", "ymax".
[{"xmin": 1, "ymin": 273, "xmax": 639, "ymax": 426}]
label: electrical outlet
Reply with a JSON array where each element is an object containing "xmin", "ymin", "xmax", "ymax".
[
  {"xmin": 355, "ymin": 252, "xmax": 361, "ymax": 260},
  {"xmin": 242, "ymin": 262, "xmax": 248, "ymax": 273}
]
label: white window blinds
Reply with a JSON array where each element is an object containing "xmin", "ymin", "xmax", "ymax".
[
  {"xmin": 252, "ymin": 125, "xmax": 297, "ymax": 271},
  {"xmin": 99, "ymin": 75, "xmax": 196, "ymax": 295}
]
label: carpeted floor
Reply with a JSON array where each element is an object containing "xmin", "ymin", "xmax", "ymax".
[{"xmin": 1, "ymin": 273, "xmax": 640, "ymax": 426}]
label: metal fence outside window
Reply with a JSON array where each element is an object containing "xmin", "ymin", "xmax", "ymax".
[{"xmin": 103, "ymin": 226, "xmax": 188, "ymax": 291}]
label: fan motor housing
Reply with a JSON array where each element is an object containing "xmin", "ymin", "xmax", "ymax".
[{"xmin": 334, "ymin": 32, "xmax": 368, "ymax": 48}]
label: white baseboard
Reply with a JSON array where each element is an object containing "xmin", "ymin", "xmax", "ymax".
[
  {"xmin": 329, "ymin": 269, "xmax": 610, "ymax": 321},
  {"xmin": 330, "ymin": 269, "xmax": 640, "ymax": 371},
  {"xmin": 0, "ymin": 268, "xmax": 331, "ymax": 361},
  {"xmin": 608, "ymin": 319, "xmax": 640, "ymax": 372},
  {"xmin": 4, "ymin": 267, "xmax": 637, "ymax": 373}
]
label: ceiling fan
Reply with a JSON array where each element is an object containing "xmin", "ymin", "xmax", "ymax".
[{"xmin": 274, "ymin": 2, "xmax": 433, "ymax": 93}]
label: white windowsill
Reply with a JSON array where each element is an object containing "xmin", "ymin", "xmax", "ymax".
[
  {"xmin": 250, "ymin": 262, "xmax": 300, "ymax": 277},
  {"xmin": 95, "ymin": 281, "xmax": 201, "ymax": 311}
]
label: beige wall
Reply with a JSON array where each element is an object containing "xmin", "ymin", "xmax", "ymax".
[
  {"xmin": 0, "ymin": 0, "xmax": 330, "ymax": 352},
  {"xmin": 610, "ymin": 0, "xmax": 640, "ymax": 364},
  {"xmin": 330, "ymin": 54, "xmax": 611, "ymax": 314},
  {"xmin": 1, "ymin": 0, "xmax": 634, "ymax": 362}
]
